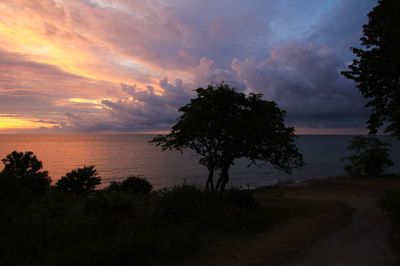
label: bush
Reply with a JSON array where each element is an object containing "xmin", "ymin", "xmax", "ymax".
[
  {"xmin": 0, "ymin": 151, "xmax": 51, "ymax": 197},
  {"xmin": 84, "ymin": 191, "xmax": 135, "ymax": 222},
  {"xmin": 0, "ymin": 177, "xmax": 275, "ymax": 266},
  {"xmin": 56, "ymin": 165, "xmax": 101, "ymax": 194},
  {"xmin": 226, "ymin": 189, "xmax": 256, "ymax": 208},
  {"xmin": 342, "ymin": 136, "xmax": 393, "ymax": 177},
  {"xmin": 108, "ymin": 176, "xmax": 152, "ymax": 194},
  {"xmin": 378, "ymin": 189, "xmax": 400, "ymax": 221},
  {"xmin": 156, "ymin": 184, "xmax": 206, "ymax": 223}
]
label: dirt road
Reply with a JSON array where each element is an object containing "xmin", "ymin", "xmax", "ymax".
[{"xmin": 187, "ymin": 178, "xmax": 400, "ymax": 266}]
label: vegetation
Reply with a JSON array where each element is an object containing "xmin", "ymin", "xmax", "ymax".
[
  {"xmin": 342, "ymin": 136, "xmax": 393, "ymax": 177},
  {"xmin": 0, "ymin": 148, "xmax": 397, "ymax": 265},
  {"xmin": 55, "ymin": 165, "xmax": 101, "ymax": 194},
  {"xmin": 151, "ymin": 83, "xmax": 304, "ymax": 194},
  {"xmin": 108, "ymin": 176, "xmax": 153, "ymax": 194},
  {"xmin": 342, "ymin": 0, "xmax": 400, "ymax": 137},
  {"xmin": 0, "ymin": 150, "xmax": 303, "ymax": 266},
  {"xmin": 0, "ymin": 151, "xmax": 51, "ymax": 198}
]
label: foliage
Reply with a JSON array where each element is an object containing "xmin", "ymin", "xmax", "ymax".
[
  {"xmin": 341, "ymin": 136, "xmax": 393, "ymax": 177},
  {"xmin": 151, "ymin": 83, "xmax": 304, "ymax": 194},
  {"xmin": 341, "ymin": 0, "xmax": 400, "ymax": 137},
  {"xmin": 226, "ymin": 189, "xmax": 257, "ymax": 208},
  {"xmin": 155, "ymin": 184, "xmax": 209, "ymax": 224},
  {"xmin": 0, "ymin": 179, "xmax": 278, "ymax": 266},
  {"xmin": 378, "ymin": 189, "xmax": 400, "ymax": 220},
  {"xmin": 55, "ymin": 165, "xmax": 101, "ymax": 194},
  {"xmin": 108, "ymin": 176, "xmax": 152, "ymax": 194},
  {"xmin": 0, "ymin": 151, "xmax": 51, "ymax": 197}
]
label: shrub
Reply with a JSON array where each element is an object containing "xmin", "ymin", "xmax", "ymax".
[
  {"xmin": 226, "ymin": 189, "xmax": 256, "ymax": 208},
  {"xmin": 378, "ymin": 189, "xmax": 400, "ymax": 221},
  {"xmin": 108, "ymin": 176, "xmax": 152, "ymax": 194},
  {"xmin": 156, "ymin": 184, "xmax": 207, "ymax": 223},
  {"xmin": 85, "ymin": 191, "xmax": 134, "ymax": 220},
  {"xmin": 0, "ymin": 151, "xmax": 51, "ymax": 196},
  {"xmin": 56, "ymin": 165, "xmax": 101, "ymax": 194},
  {"xmin": 0, "ymin": 176, "xmax": 275, "ymax": 266},
  {"xmin": 342, "ymin": 136, "xmax": 393, "ymax": 177}
]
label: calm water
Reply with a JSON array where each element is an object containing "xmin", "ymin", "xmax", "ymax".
[{"xmin": 0, "ymin": 134, "xmax": 399, "ymax": 189}]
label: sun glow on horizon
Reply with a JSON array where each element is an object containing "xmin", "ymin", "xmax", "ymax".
[{"xmin": 0, "ymin": 116, "xmax": 58, "ymax": 131}]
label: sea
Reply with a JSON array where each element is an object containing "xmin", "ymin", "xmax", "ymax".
[{"xmin": 0, "ymin": 134, "xmax": 399, "ymax": 189}]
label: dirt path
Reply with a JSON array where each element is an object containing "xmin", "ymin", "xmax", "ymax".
[
  {"xmin": 279, "ymin": 179, "xmax": 399, "ymax": 265},
  {"xmin": 281, "ymin": 197, "xmax": 393, "ymax": 265},
  {"xmin": 185, "ymin": 199, "xmax": 352, "ymax": 266},
  {"xmin": 184, "ymin": 179, "xmax": 400, "ymax": 266}
]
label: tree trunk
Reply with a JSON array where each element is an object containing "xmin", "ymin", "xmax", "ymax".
[
  {"xmin": 205, "ymin": 166, "xmax": 215, "ymax": 192},
  {"xmin": 215, "ymin": 175, "xmax": 222, "ymax": 193},
  {"xmin": 219, "ymin": 171, "xmax": 229, "ymax": 196},
  {"xmin": 217, "ymin": 164, "xmax": 230, "ymax": 196}
]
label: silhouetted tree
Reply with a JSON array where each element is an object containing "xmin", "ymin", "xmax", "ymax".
[
  {"xmin": 0, "ymin": 151, "xmax": 51, "ymax": 195},
  {"xmin": 108, "ymin": 176, "xmax": 153, "ymax": 194},
  {"xmin": 342, "ymin": 0, "xmax": 400, "ymax": 137},
  {"xmin": 342, "ymin": 136, "xmax": 393, "ymax": 177},
  {"xmin": 151, "ymin": 83, "xmax": 304, "ymax": 194},
  {"xmin": 56, "ymin": 165, "xmax": 100, "ymax": 194}
]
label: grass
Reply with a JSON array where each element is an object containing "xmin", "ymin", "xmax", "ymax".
[
  {"xmin": 4, "ymin": 175, "xmax": 394, "ymax": 265},
  {"xmin": 0, "ymin": 183, "xmax": 313, "ymax": 266}
]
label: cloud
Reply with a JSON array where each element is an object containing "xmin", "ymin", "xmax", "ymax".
[
  {"xmin": 63, "ymin": 78, "xmax": 194, "ymax": 131},
  {"xmin": 308, "ymin": 0, "xmax": 377, "ymax": 49},
  {"xmin": 0, "ymin": 0, "xmax": 377, "ymax": 132},
  {"xmin": 191, "ymin": 57, "xmax": 246, "ymax": 90},
  {"xmin": 0, "ymin": 48, "xmax": 118, "ymax": 126},
  {"xmin": 33, "ymin": 119, "xmax": 59, "ymax": 125},
  {"xmin": 62, "ymin": 42, "xmax": 369, "ymax": 132},
  {"xmin": 231, "ymin": 43, "xmax": 368, "ymax": 127}
]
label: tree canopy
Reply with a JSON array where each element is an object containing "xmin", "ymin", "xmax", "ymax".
[
  {"xmin": 108, "ymin": 176, "xmax": 153, "ymax": 194},
  {"xmin": 0, "ymin": 151, "xmax": 51, "ymax": 195},
  {"xmin": 55, "ymin": 165, "xmax": 101, "ymax": 194},
  {"xmin": 341, "ymin": 0, "xmax": 400, "ymax": 137},
  {"xmin": 151, "ymin": 83, "xmax": 304, "ymax": 194}
]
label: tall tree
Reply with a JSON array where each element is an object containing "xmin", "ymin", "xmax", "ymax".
[
  {"xmin": 150, "ymin": 83, "xmax": 304, "ymax": 194},
  {"xmin": 342, "ymin": 0, "xmax": 400, "ymax": 137}
]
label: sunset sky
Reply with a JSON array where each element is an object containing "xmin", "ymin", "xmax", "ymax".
[{"xmin": 0, "ymin": 0, "xmax": 377, "ymax": 134}]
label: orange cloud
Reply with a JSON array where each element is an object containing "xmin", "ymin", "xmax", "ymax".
[{"xmin": 0, "ymin": 115, "xmax": 59, "ymax": 131}]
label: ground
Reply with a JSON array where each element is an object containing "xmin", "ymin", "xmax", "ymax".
[{"xmin": 183, "ymin": 178, "xmax": 400, "ymax": 266}]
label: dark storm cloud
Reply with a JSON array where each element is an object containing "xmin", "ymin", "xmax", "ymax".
[
  {"xmin": 72, "ymin": 40, "xmax": 370, "ymax": 131},
  {"xmin": 231, "ymin": 43, "xmax": 368, "ymax": 128},
  {"xmin": 309, "ymin": 0, "xmax": 377, "ymax": 49}
]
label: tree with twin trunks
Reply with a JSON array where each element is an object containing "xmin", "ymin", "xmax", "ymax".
[{"xmin": 151, "ymin": 83, "xmax": 304, "ymax": 195}]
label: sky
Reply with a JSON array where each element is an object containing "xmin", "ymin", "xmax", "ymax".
[{"xmin": 0, "ymin": 0, "xmax": 378, "ymax": 134}]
